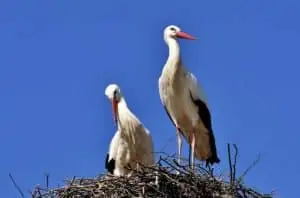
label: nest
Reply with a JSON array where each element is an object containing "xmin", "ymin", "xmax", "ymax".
[
  {"xmin": 9, "ymin": 145, "xmax": 273, "ymax": 198},
  {"xmin": 26, "ymin": 145, "xmax": 273, "ymax": 198}
]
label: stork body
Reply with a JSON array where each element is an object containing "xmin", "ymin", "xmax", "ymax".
[
  {"xmin": 105, "ymin": 129, "xmax": 132, "ymax": 176},
  {"xmin": 158, "ymin": 25, "xmax": 220, "ymax": 168},
  {"xmin": 105, "ymin": 84, "xmax": 155, "ymax": 176}
]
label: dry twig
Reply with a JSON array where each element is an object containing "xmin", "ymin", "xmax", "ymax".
[{"xmin": 9, "ymin": 173, "xmax": 25, "ymax": 198}]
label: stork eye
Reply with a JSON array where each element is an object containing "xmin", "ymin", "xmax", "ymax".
[{"xmin": 170, "ymin": 27, "xmax": 176, "ymax": 31}]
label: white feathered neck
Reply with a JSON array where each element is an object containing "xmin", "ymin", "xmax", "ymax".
[{"xmin": 162, "ymin": 37, "xmax": 183, "ymax": 75}]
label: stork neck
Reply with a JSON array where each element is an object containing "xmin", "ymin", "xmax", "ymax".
[
  {"xmin": 116, "ymin": 97, "xmax": 128, "ymax": 130},
  {"xmin": 163, "ymin": 38, "xmax": 181, "ymax": 73},
  {"xmin": 116, "ymin": 98, "xmax": 137, "ymax": 146},
  {"xmin": 117, "ymin": 97, "xmax": 127, "ymax": 110},
  {"xmin": 168, "ymin": 38, "xmax": 180, "ymax": 60}
]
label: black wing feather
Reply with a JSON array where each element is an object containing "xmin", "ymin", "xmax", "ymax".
[{"xmin": 189, "ymin": 92, "xmax": 220, "ymax": 165}]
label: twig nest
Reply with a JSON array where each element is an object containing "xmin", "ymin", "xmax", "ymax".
[{"xmin": 31, "ymin": 154, "xmax": 273, "ymax": 198}]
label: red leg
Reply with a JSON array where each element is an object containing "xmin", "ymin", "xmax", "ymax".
[{"xmin": 191, "ymin": 129, "xmax": 196, "ymax": 170}]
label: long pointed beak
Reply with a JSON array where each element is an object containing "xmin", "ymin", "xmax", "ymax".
[
  {"xmin": 112, "ymin": 98, "xmax": 118, "ymax": 127},
  {"xmin": 176, "ymin": 31, "xmax": 196, "ymax": 40}
]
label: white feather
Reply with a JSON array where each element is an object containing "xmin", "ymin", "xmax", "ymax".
[
  {"xmin": 107, "ymin": 130, "xmax": 132, "ymax": 176},
  {"xmin": 185, "ymin": 71, "xmax": 208, "ymax": 105}
]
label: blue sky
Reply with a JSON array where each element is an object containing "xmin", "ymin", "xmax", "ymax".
[{"xmin": 0, "ymin": 0, "xmax": 299, "ymax": 197}]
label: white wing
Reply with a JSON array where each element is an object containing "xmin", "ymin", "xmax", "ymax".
[
  {"xmin": 158, "ymin": 76, "xmax": 177, "ymax": 127},
  {"xmin": 107, "ymin": 130, "xmax": 122, "ymax": 161},
  {"xmin": 185, "ymin": 71, "xmax": 208, "ymax": 105},
  {"xmin": 107, "ymin": 130, "xmax": 133, "ymax": 176},
  {"xmin": 143, "ymin": 128, "xmax": 155, "ymax": 164}
]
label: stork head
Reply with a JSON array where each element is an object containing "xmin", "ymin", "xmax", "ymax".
[
  {"xmin": 105, "ymin": 84, "xmax": 122, "ymax": 127},
  {"xmin": 163, "ymin": 25, "xmax": 196, "ymax": 41}
]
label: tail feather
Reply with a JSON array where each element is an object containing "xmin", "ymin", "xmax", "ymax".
[
  {"xmin": 205, "ymin": 128, "xmax": 220, "ymax": 166},
  {"xmin": 105, "ymin": 153, "xmax": 116, "ymax": 174},
  {"xmin": 191, "ymin": 123, "xmax": 220, "ymax": 165}
]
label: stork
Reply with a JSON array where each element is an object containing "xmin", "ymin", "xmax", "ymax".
[
  {"xmin": 104, "ymin": 84, "xmax": 155, "ymax": 176},
  {"xmin": 158, "ymin": 25, "xmax": 220, "ymax": 169}
]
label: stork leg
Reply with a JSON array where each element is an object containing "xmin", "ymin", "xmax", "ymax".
[
  {"xmin": 187, "ymin": 134, "xmax": 192, "ymax": 168},
  {"xmin": 191, "ymin": 129, "xmax": 196, "ymax": 171},
  {"xmin": 176, "ymin": 128, "xmax": 182, "ymax": 174},
  {"xmin": 188, "ymin": 143, "xmax": 192, "ymax": 168}
]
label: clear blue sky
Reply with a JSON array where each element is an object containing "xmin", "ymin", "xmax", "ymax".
[{"xmin": 1, "ymin": 0, "xmax": 299, "ymax": 197}]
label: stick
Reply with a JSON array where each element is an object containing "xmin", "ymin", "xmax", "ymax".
[
  {"xmin": 227, "ymin": 143, "xmax": 233, "ymax": 186},
  {"xmin": 9, "ymin": 173, "xmax": 25, "ymax": 198}
]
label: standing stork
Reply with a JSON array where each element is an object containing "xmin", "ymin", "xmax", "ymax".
[
  {"xmin": 104, "ymin": 84, "xmax": 155, "ymax": 176},
  {"xmin": 158, "ymin": 25, "xmax": 220, "ymax": 169}
]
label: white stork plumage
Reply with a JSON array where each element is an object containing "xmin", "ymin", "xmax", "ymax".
[
  {"xmin": 104, "ymin": 84, "xmax": 155, "ymax": 176},
  {"xmin": 105, "ymin": 129, "xmax": 132, "ymax": 176},
  {"xmin": 158, "ymin": 25, "xmax": 220, "ymax": 169}
]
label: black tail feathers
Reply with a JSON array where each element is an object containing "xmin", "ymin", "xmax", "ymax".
[
  {"xmin": 206, "ymin": 155, "xmax": 220, "ymax": 167},
  {"xmin": 105, "ymin": 153, "xmax": 116, "ymax": 174}
]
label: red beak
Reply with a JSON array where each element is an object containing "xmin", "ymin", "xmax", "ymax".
[
  {"xmin": 176, "ymin": 31, "xmax": 196, "ymax": 40},
  {"xmin": 112, "ymin": 98, "xmax": 118, "ymax": 127}
]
